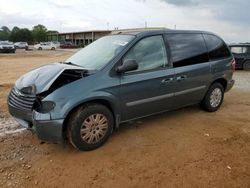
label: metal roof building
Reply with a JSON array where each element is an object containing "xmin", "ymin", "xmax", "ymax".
[{"xmin": 47, "ymin": 27, "xmax": 165, "ymax": 46}]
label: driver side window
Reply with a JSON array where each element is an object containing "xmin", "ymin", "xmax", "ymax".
[{"xmin": 123, "ymin": 35, "xmax": 168, "ymax": 72}]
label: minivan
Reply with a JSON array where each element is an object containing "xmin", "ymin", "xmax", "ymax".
[{"xmin": 8, "ymin": 29, "xmax": 235, "ymax": 151}]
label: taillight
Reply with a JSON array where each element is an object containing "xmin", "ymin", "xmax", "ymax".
[{"xmin": 231, "ymin": 58, "xmax": 236, "ymax": 71}]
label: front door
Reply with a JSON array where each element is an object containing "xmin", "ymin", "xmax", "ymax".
[{"xmin": 119, "ymin": 35, "xmax": 175, "ymax": 121}]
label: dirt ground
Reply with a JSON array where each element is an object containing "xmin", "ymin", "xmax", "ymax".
[{"xmin": 0, "ymin": 50, "xmax": 250, "ymax": 188}]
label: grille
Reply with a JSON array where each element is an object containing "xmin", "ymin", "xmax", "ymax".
[{"xmin": 8, "ymin": 88, "xmax": 36, "ymax": 110}]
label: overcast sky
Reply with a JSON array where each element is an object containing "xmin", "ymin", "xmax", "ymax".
[{"xmin": 0, "ymin": 0, "xmax": 249, "ymax": 43}]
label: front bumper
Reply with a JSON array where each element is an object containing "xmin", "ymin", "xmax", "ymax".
[
  {"xmin": 33, "ymin": 119, "xmax": 64, "ymax": 143},
  {"xmin": 0, "ymin": 49, "xmax": 15, "ymax": 53},
  {"xmin": 8, "ymin": 103, "xmax": 64, "ymax": 143}
]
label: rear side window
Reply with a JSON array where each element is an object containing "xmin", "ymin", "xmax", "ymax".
[
  {"xmin": 242, "ymin": 47, "xmax": 250, "ymax": 54},
  {"xmin": 203, "ymin": 34, "xmax": 231, "ymax": 60},
  {"xmin": 166, "ymin": 33, "xmax": 208, "ymax": 68}
]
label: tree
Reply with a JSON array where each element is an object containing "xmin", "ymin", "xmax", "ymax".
[
  {"xmin": 32, "ymin": 24, "xmax": 47, "ymax": 43},
  {"xmin": 0, "ymin": 26, "xmax": 10, "ymax": 41},
  {"xmin": 9, "ymin": 26, "xmax": 20, "ymax": 42},
  {"xmin": 9, "ymin": 27, "xmax": 33, "ymax": 43}
]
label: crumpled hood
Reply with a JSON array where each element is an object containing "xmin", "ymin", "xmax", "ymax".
[{"xmin": 15, "ymin": 63, "xmax": 85, "ymax": 94}]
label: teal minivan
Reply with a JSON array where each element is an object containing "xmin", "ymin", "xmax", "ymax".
[{"xmin": 8, "ymin": 29, "xmax": 235, "ymax": 151}]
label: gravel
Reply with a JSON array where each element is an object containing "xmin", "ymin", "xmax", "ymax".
[
  {"xmin": 0, "ymin": 117, "xmax": 25, "ymax": 137},
  {"xmin": 233, "ymin": 71, "xmax": 250, "ymax": 92}
]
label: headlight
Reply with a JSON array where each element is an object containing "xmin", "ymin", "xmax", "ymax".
[
  {"xmin": 36, "ymin": 101, "xmax": 55, "ymax": 113},
  {"xmin": 21, "ymin": 85, "xmax": 36, "ymax": 94}
]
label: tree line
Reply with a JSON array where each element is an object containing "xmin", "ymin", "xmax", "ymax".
[{"xmin": 0, "ymin": 24, "xmax": 58, "ymax": 44}]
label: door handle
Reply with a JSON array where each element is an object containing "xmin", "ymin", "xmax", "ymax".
[
  {"xmin": 161, "ymin": 77, "xmax": 174, "ymax": 84},
  {"xmin": 176, "ymin": 75, "xmax": 187, "ymax": 81}
]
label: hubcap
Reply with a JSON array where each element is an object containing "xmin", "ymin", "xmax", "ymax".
[
  {"xmin": 80, "ymin": 113, "xmax": 108, "ymax": 144},
  {"xmin": 210, "ymin": 88, "xmax": 222, "ymax": 108}
]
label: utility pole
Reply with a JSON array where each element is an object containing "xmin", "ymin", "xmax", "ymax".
[{"xmin": 145, "ymin": 21, "xmax": 147, "ymax": 28}]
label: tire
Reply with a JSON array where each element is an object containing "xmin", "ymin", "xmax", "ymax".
[
  {"xmin": 243, "ymin": 61, "xmax": 250, "ymax": 71},
  {"xmin": 67, "ymin": 103, "xmax": 114, "ymax": 151},
  {"xmin": 201, "ymin": 83, "xmax": 224, "ymax": 112},
  {"xmin": 51, "ymin": 47, "xmax": 55, "ymax": 50},
  {"xmin": 38, "ymin": 47, "xmax": 42, "ymax": 50}
]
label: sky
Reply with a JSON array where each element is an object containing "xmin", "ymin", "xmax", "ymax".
[{"xmin": 0, "ymin": 0, "xmax": 249, "ymax": 43}]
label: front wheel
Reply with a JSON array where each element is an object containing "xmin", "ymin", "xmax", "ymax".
[
  {"xmin": 201, "ymin": 83, "xmax": 224, "ymax": 112},
  {"xmin": 67, "ymin": 104, "xmax": 114, "ymax": 151}
]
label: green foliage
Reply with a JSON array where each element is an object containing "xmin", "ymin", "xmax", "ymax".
[
  {"xmin": 0, "ymin": 26, "xmax": 10, "ymax": 40},
  {"xmin": 0, "ymin": 24, "xmax": 58, "ymax": 44},
  {"xmin": 32, "ymin": 24, "xmax": 48, "ymax": 43},
  {"xmin": 10, "ymin": 28, "xmax": 33, "ymax": 43}
]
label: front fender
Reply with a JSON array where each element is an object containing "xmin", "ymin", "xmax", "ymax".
[{"xmin": 49, "ymin": 91, "xmax": 120, "ymax": 120}]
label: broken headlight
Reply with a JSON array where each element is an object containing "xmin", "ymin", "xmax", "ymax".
[
  {"xmin": 36, "ymin": 101, "xmax": 55, "ymax": 113},
  {"xmin": 20, "ymin": 85, "xmax": 36, "ymax": 95}
]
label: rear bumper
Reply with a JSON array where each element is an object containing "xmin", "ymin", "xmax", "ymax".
[{"xmin": 225, "ymin": 79, "xmax": 235, "ymax": 92}]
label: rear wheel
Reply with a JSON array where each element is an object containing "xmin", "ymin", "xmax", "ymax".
[
  {"xmin": 67, "ymin": 104, "xmax": 114, "ymax": 151},
  {"xmin": 38, "ymin": 47, "xmax": 42, "ymax": 50},
  {"xmin": 201, "ymin": 83, "xmax": 224, "ymax": 112},
  {"xmin": 51, "ymin": 47, "xmax": 55, "ymax": 50},
  {"xmin": 243, "ymin": 60, "xmax": 250, "ymax": 71}
]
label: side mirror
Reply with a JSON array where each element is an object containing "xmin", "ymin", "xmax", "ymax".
[{"xmin": 116, "ymin": 59, "xmax": 138, "ymax": 73}]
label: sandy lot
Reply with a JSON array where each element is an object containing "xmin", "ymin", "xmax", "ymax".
[{"xmin": 0, "ymin": 50, "xmax": 250, "ymax": 188}]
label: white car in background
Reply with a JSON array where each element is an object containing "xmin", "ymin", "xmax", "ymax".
[
  {"xmin": 0, "ymin": 41, "xmax": 16, "ymax": 53},
  {"xmin": 14, "ymin": 42, "xmax": 28, "ymax": 50},
  {"xmin": 34, "ymin": 42, "xmax": 57, "ymax": 50}
]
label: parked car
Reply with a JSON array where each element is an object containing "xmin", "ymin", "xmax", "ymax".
[
  {"xmin": 14, "ymin": 42, "xmax": 28, "ymax": 50},
  {"xmin": 229, "ymin": 44, "xmax": 250, "ymax": 70},
  {"xmin": 8, "ymin": 30, "xmax": 235, "ymax": 151},
  {"xmin": 60, "ymin": 42, "xmax": 77, "ymax": 48},
  {"xmin": 34, "ymin": 42, "xmax": 57, "ymax": 50},
  {"xmin": 0, "ymin": 41, "xmax": 15, "ymax": 53},
  {"xmin": 51, "ymin": 41, "xmax": 60, "ymax": 48}
]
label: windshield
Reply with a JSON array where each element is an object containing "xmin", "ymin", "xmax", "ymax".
[{"xmin": 66, "ymin": 35, "xmax": 135, "ymax": 70}]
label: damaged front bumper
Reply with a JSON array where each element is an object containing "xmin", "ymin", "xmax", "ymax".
[{"xmin": 8, "ymin": 103, "xmax": 65, "ymax": 143}]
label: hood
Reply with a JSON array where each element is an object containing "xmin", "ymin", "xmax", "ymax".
[
  {"xmin": 15, "ymin": 63, "xmax": 87, "ymax": 94},
  {"xmin": 0, "ymin": 44, "xmax": 14, "ymax": 47}
]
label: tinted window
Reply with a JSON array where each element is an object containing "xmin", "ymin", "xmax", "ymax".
[
  {"xmin": 230, "ymin": 46, "xmax": 242, "ymax": 54},
  {"xmin": 166, "ymin": 33, "xmax": 208, "ymax": 68},
  {"xmin": 203, "ymin": 34, "xmax": 231, "ymax": 60},
  {"xmin": 242, "ymin": 47, "xmax": 250, "ymax": 54},
  {"xmin": 123, "ymin": 35, "xmax": 168, "ymax": 72}
]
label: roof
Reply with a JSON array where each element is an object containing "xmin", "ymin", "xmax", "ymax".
[
  {"xmin": 112, "ymin": 29, "xmax": 215, "ymax": 36},
  {"xmin": 229, "ymin": 43, "xmax": 250, "ymax": 47},
  {"xmin": 51, "ymin": 30, "xmax": 112, "ymax": 35}
]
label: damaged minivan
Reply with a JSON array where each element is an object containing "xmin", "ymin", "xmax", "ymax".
[{"xmin": 8, "ymin": 29, "xmax": 235, "ymax": 151}]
